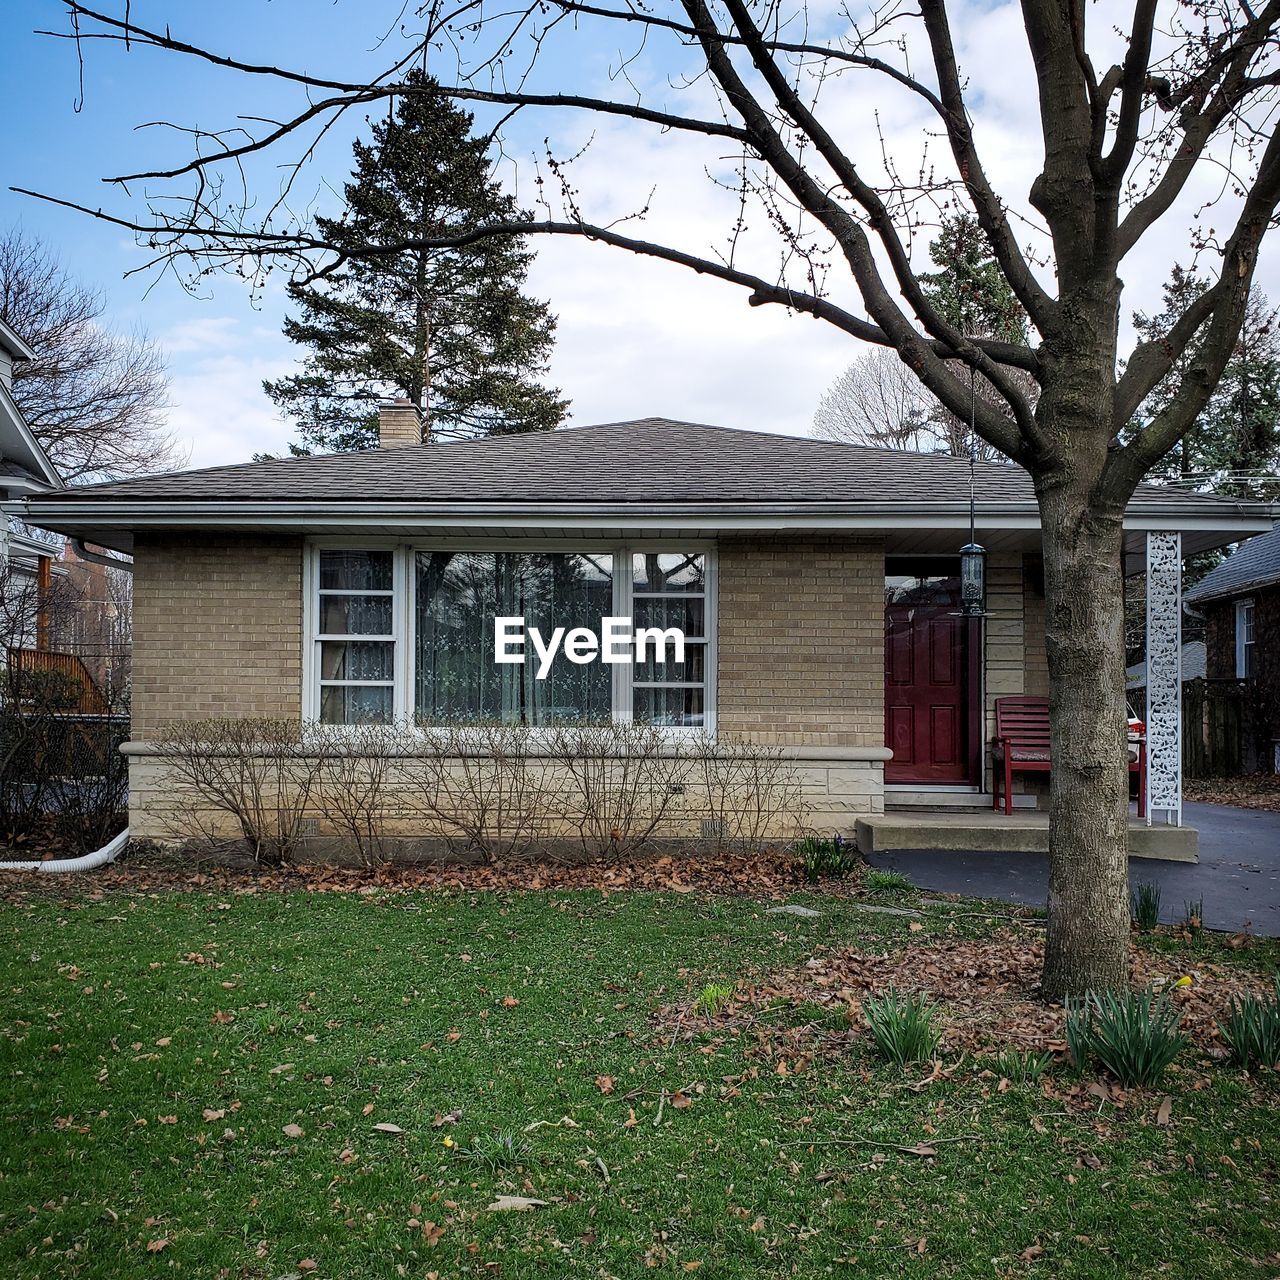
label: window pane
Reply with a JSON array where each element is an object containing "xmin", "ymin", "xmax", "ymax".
[
  {"xmin": 632, "ymin": 640, "xmax": 704, "ymax": 685},
  {"xmin": 320, "ymin": 640, "xmax": 393, "ymax": 682},
  {"xmin": 320, "ymin": 595, "xmax": 393, "ymax": 636},
  {"xmin": 415, "ymin": 551, "xmax": 613, "ymax": 725},
  {"xmin": 633, "ymin": 685, "xmax": 704, "ymax": 727},
  {"xmin": 319, "ymin": 549, "xmax": 393, "ymax": 591},
  {"xmin": 632, "ymin": 552, "xmax": 704, "ymax": 592},
  {"xmin": 320, "ymin": 684, "xmax": 393, "ymax": 725},
  {"xmin": 633, "ymin": 596, "xmax": 705, "ymax": 636}
]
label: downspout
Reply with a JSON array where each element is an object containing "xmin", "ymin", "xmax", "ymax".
[
  {"xmin": 0, "ymin": 826, "xmax": 129, "ymax": 874},
  {"xmin": 70, "ymin": 538, "xmax": 133, "ymax": 573}
]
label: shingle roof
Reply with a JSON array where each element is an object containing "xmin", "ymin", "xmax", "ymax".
[
  {"xmin": 1185, "ymin": 521, "xmax": 1280, "ymax": 603},
  {"xmin": 34, "ymin": 417, "xmax": 1251, "ymax": 509},
  {"xmin": 1126, "ymin": 640, "xmax": 1206, "ymax": 689}
]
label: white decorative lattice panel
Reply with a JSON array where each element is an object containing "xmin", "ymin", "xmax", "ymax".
[{"xmin": 1145, "ymin": 532, "xmax": 1182, "ymax": 825}]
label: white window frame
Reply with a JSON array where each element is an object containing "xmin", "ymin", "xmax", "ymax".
[
  {"xmin": 303, "ymin": 538, "xmax": 717, "ymax": 734},
  {"xmin": 1235, "ymin": 597, "xmax": 1256, "ymax": 680}
]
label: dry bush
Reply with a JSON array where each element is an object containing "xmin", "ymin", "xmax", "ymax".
[
  {"xmin": 312, "ymin": 722, "xmax": 400, "ymax": 867},
  {"xmin": 399, "ymin": 721, "xmax": 556, "ymax": 864},
  {"xmin": 689, "ymin": 733, "xmax": 809, "ymax": 852},
  {"xmin": 545, "ymin": 720, "xmax": 691, "ymax": 859},
  {"xmin": 153, "ymin": 718, "xmax": 324, "ymax": 865}
]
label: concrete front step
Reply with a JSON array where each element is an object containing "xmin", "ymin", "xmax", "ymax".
[
  {"xmin": 856, "ymin": 812, "xmax": 1197, "ymax": 862},
  {"xmin": 885, "ymin": 789, "xmax": 1037, "ymax": 812}
]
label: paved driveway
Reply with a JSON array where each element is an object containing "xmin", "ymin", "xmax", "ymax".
[{"xmin": 866, "ymin": 802, "xmax": 1280, "ymax": 937}]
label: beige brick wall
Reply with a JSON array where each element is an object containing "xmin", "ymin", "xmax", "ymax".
[
  {"xmin": 983, "ymin": 550, "xmax": 1050, "ymax": 798},
  {"xmin": 130, "ymin": 533, "xmax": 304, "ymax": 739},
  {"xmin": 1023, "ymin": 556, "xmax": 1049, "ymax": 699},
  {"xmin": 717, "ymin": 536, "xmax": 885, "ymax": 747}
]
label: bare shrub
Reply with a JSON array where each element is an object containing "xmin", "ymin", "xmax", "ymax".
[
  {"xmin": 399, "ymin": 721, "xmax": 556, "ymax": 864},
  {"xmin": 153, "ymin": 718, "xmax": 324, "ymax": 865},
  {"xmin": 545, "ymin": 720, "xmax": 690, "ymax": 859},
  {"xmin": 690, "ymin": 733, "xmax": 809, "ymax": 852},
  {"xmin": 313, "ymin": 722, "xmax": 399, "ymax": 867}
]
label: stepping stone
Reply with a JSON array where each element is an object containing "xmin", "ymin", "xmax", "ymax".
[{"xmin": 766, "ymin": 904, "xmax": 822, "ymax": 918}]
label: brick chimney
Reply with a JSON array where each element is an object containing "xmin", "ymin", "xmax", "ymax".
[{"xmin": 377, "ymin": 398, "xmax": 425, "ymax": 448}]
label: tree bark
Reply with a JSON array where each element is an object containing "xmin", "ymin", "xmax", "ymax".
[{"xmin": 1036, "ymin": 467, "xmax": 1131, "ymax": 1000}]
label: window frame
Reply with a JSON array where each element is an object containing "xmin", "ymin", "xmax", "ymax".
[
  {"xmin": 1235, "ymin": 597, "xmax": 1256, "ymax": 680},
  {"xmin": 303, "ymin": 538, "xmax": 717, "ymax": 734}
]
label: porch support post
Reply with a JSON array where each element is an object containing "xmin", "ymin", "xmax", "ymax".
[{"xmin": 1145, "ymin": 532, "xmax": 1183, "ymax": 827}]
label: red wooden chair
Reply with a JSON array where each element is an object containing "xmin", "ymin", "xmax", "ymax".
[{"xmin": 992, "ymin": 696, "xmax": 1146, "ymax": 817}]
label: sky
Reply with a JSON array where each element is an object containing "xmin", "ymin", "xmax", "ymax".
[{"xmin": 1, "ymin": 0, "xmax": 1277, "ymax": 473}]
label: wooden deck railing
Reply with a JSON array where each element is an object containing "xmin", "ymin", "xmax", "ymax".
[{"xmin": 5, "ymin": 647, "xmax": 113, "ymax": 716}]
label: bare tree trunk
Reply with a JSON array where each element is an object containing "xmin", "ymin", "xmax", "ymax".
[{"xmin": 1037, "ymin": 473, "xmax": 1131, "ymax": 1000}]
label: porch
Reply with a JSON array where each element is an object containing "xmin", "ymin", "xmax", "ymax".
[{"xmin": 874, "ymin": 528, "xmax": 1195, "ymax": 859}]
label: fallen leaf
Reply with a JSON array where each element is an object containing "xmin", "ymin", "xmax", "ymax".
[
  {"xmin": 145, "ymin": 1239, "xmax": 168, "ymax": 1253},
  {"xmin": 1020, "ymin": 1243, "xmax": 1045, "ymax": 1262},
  {"xmin": 202, "ymin": 1108, "xmax": 225, "ymax": 1122},
  {"xmin": 362, "ymin": 1103, "xmax": 375, "ymax": 1116},
  {"xmin": 269, "ymin": 1063, "xmax": 295, "ymax": 1075},
  {"xmin": 1156, "ymin": 1096, "xmax": 1173, "ymax": 1127},
  {"xmin": 282, "ymin": 1123, "xmax": 305, "ymax": 1139},
  {"xmin": 154, "ymin": 1037, "xmax": 171, "ymax": 1047},
  {"xmin": 487, "ymin": 1195, "xmax": 547, "ymax": 1212},
  {"xmin": 595, "ymin": 1074, "xmax": 615, "ymax": 1094},
  {"xmin": 671, "ymin": 1091, "xmax": 693, "ymax": 1110},
  {"xmin": 373, "ymin": 1122, "xmax": 404, "ymax": 1134},
  {"xmin": 903, "ymin": 1144, "xmax": 936, "ymax": 1157},
  {"xmin": 158, "ymin": 1115, "xmax": 177, "ymax": 1126},
  {"xmin": 501, "ymin": 996, "xmax": 520, "ymax": 1008},
  {"xmin": 298, "ymin": 1260, "xmax": 318, "ymax": 1272}
]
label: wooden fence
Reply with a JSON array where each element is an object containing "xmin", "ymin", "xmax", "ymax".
[{"xmin": 5, "ymin": 647, "xmax": 113, "ymax": 717}]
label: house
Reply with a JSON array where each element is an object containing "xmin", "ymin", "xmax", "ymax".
[
  {"xmin": 1126, "ymin": 641, "xmax": 1206, "ymax": 696},
  {"xmin": 0, "ymin": 316, "xmax": 63, "ymax": 595},
  {"xmin": 20, "ymin": 412, "xmax": 1273, "ymax": 848},
  {"xmin": 1185, "ymin": 522, "xmax": 1280, "ymax": 772},
  {"xmin": 0, "ymin": 316, "xmax": 119, "ymax": 716}
]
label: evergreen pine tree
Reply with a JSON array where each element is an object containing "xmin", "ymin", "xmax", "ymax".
[
  {"xmin": 264, "ymin": 72, "xmax": 567, "ymax": 452},
  {"xmin": 1131, "ymin": 269, "xmax": 1280, "ymax": 499}
]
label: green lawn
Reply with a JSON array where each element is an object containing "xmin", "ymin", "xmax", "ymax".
[{"xmin": 1, "ymin": 882, "xmax": 1277, "ymax": 1278}]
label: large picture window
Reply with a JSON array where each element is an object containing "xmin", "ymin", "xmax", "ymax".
[
  {"xmin": 306, "ymin": 544, "xmax": 714, "ymax": 729},
  {"xmin": 416, "ymin": 551, "xmax": 614, "ymax": 725}
]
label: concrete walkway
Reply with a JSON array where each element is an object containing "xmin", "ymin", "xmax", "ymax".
[{"xmin": 865, "ymin": 801, "xmax": 1280, "ymax": 937}]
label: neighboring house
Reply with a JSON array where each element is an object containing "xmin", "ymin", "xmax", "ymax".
[
  {"xmin": 0, "ymin": 317, "xmax": 115, "ymax": 715},
  {"xmin": 1185, "ymin": 522, "xmax": 1280, "ymax": 772},
  {"xmin": 22, "ymin": 412, "xmax": 1272, "ymax": 842},
  {"xmin": 1126, "ymin": 641, "xmax": 1207, "ymax": 694},
  {"xmin": 0, "ymin": 316, "xmax": 63, "ymax": 587}
]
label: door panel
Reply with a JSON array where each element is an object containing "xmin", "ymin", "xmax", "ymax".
[{"xmin": 884, "ymin": 571, "xmax": 971, "ymax": 784}]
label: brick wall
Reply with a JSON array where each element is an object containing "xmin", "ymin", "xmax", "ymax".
[
  {"xmin": 982, "ymin": 550, "xmax": 1049, "ymax": 797},
  {"xmin": 1201, "ymin": 586, "xmax": 1280, "ymax": 755},
  {"xmin": 716, "ymin": 536, "xmax": 885, "ymax": 747},
  {"xmin": 130, "ymin": 533, "xmax": 304, "ymax": 738}
]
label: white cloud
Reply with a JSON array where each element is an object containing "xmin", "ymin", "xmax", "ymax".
[{"xmin": 157, "ymin": 317, "xmax": 296, "ymax": 468}]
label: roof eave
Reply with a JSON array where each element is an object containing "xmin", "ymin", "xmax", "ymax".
[{"xmin": 22, "ymin": 496, "xmax": 1275, "ymax": 536}]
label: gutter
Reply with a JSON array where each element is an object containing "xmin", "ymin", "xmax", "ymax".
[
  {"xmin": 0, "ymin": 827, "xmax": 129, "ymax": 874},
  {"xmin": 70, "ymin": 538, "xmax": 133, "ymax": 574}
]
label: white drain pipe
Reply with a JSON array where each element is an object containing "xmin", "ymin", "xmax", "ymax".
[{"xmin": 0, "ymin": 827, "xmax": 129, "ymax": 874}]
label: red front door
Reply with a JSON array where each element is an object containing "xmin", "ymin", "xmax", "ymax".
[{"xmin": 884, "ymin": 569, "xmax": 971, "ymax": 784}]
